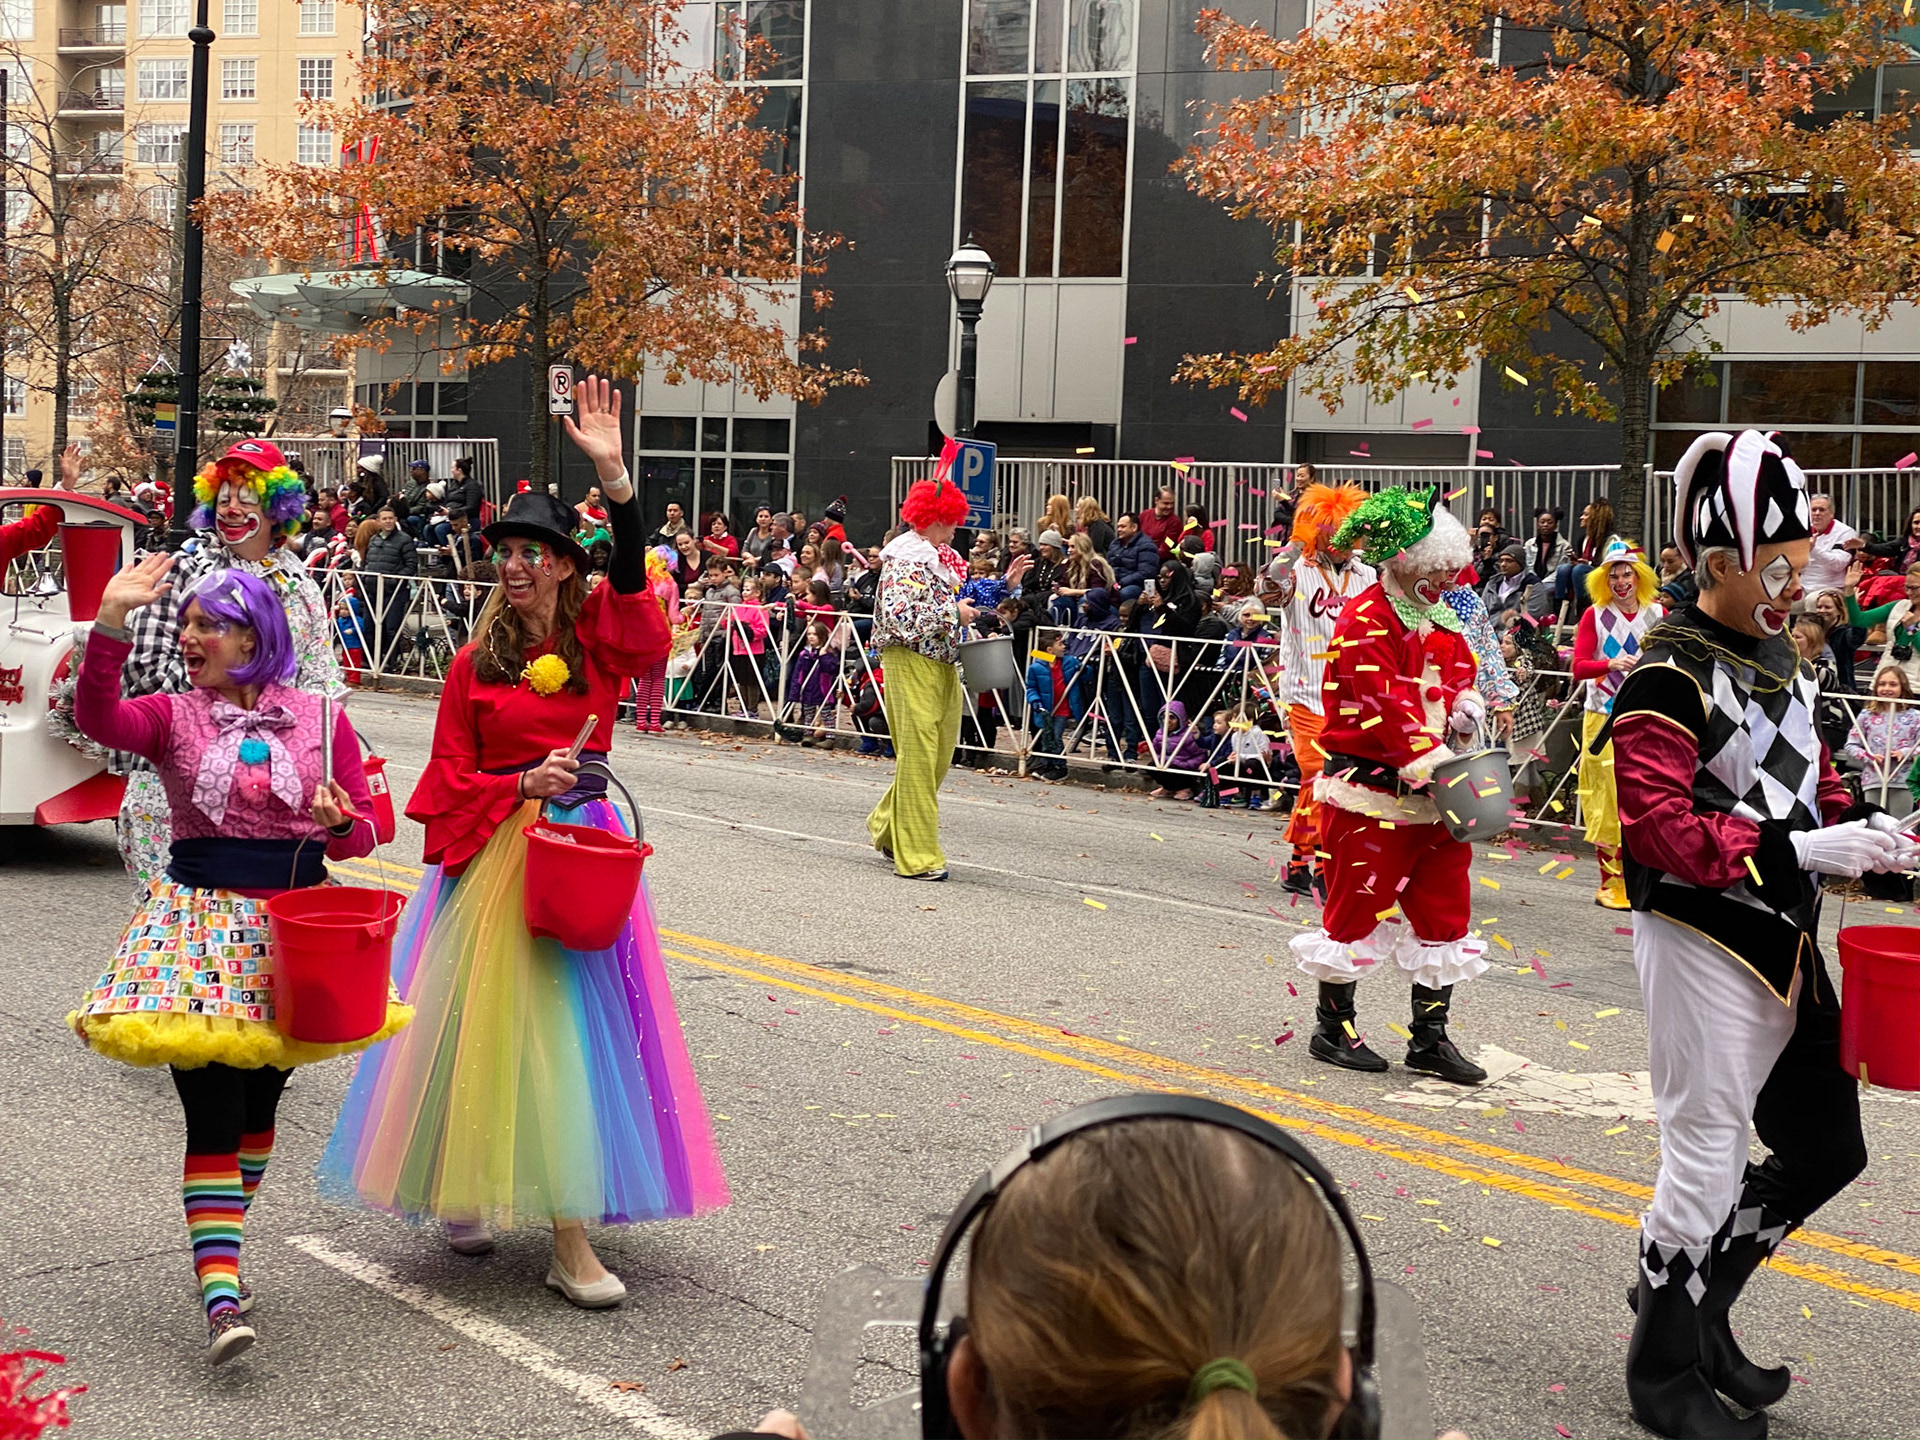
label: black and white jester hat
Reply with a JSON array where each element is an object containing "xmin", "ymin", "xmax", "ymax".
[{"xmin": 1670, "ymin": 429, "xmax": 1811, "ymax": 571}]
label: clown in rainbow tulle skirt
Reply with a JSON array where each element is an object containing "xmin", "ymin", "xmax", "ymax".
[{"xmin": 319, "ymin": 795, "xmax": 729, "ymax": 1227}]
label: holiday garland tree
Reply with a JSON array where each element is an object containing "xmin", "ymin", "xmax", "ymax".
[{"xmin": 124, "ymin": 371, "xmax": 277, "ymax": 443}]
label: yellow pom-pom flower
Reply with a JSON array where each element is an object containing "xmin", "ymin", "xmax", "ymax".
[{"xmin": 521, "ymin": 653, "xmax": 571, "ymax": 696}]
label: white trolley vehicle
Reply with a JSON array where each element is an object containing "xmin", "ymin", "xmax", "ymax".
[{"xmin": 0, "ymin": 487, "xmax": 148, "ymax": 840}]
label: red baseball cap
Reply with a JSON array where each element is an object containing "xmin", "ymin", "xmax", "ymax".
[{"xmin": 216, "ymin": 438, "xmax": 287, "ymax": 474}]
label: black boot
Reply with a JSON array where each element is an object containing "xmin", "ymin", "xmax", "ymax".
[
  {"xmin": 1630, "ymin": 1192, "xmax": 1794, "ymax": 1410},
  {"xmin": 1403, "ymin": 984, "xmax": 1487, "ymax": 1085},
  {"xmin": 1626, "ymin": 1232, "xmax": 1767, "ymax": 1439},
  {"xmin": 1283, "ymin": 861, "xmax": 1313, "ymax": 895},
  {"xmin": 1307, "ymin": 981, "xmax": 1389, "ymax": 1072}
]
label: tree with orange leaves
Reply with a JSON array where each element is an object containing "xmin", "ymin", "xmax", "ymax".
[
  {"xmin": 1179, "ymin": 0, "xmax": 1920, "ymax": 537},
  {"xmin": 205, "ymin": 0, "xmax": 860, "ymax": 485}
]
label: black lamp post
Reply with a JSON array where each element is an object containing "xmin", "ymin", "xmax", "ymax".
[
  {"xmin": 169, "ymin": 0, "xmax": 215, "ymax": 544},
  {"xmin": 945, "ymin": 238, "xmax": 995, "ymax": 440}
]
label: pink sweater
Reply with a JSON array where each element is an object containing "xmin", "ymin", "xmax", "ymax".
[{"xmin": 78, "ymin": 629, "xmax": 375, "ymax": 861}]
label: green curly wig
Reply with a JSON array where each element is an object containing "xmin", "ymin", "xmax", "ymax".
[
  {"xmin": 191, "ymin": 461, "xmax": 306, "ymax": 535},
  {"xmin": 1332, "ymin": 486, "xmax": 1440, "ymax": 567}
]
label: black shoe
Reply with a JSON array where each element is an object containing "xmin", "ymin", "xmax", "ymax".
[
  {"xmin": 1626, "ymin": 1236, "xmax": 1767, "ymax": 1439},
  {"xmin": 1307, "ymin": 981, "xmax": 1389, "ymax": 1072},
  {"xmin": 897, "ymin": 868, "xmax": 949, "ymax": 882},
  {"xmin": 1403, "ymin": 983, "xmax": 1488, "ymax": 1085},
  {"xmin": 1282, "ymin": 863, "xmax": 1313, "ymax": 896},
  {"xmin": 1628, "ymin": 1193, "xmax": 1794, "ymax": 1411}
]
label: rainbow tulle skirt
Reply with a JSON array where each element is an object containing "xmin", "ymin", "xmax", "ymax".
[{"xmin": 318, "ymin": 797, "xmax": 729, "ymax": 1228}]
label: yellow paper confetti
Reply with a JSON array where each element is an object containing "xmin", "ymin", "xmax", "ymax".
[
  {"xmin": 1801, "ymin": 1305, "xmax": 1813, "ymax": 1320},
  {"xmin": 1493, "ymin": 934, "xmax": 1513, "ymax": 951},
  {"xmin": 1556, "ymin": 868, "xmax": 1575, "ymax": 880},
  {"xmin": 1743, "ymin": 854, "xmax": 1762, "ymax": 886},
  {"xmin": 1403, "ymin": 284, "xmax": 1423, "ymax": 303},
  {"xmin": 1569, "ymin": 1040, "xmax": 1591, "ymax": 1050},
  {"xmin": 1503, "ymin": 366, "xmax": 1528, "ymax": 385},
  {"xmin": 1655, "ymin": 230, "xmax": 1675, "ymax": 253},
  {"xmin": 1481, "ymin": 1237, "xmax": 1502, "ymax": 1247},
  {"xmin": 1083, "ymin": 898, "xmax": 1107, "ymax": 910},
  {"xmin": 1595, "ymin": 1007, "xmax": 1620, "ymax": 1018},
  {"xmin": 1387, "ymin": 1021, "xmax": 1413, "ymax": 1039},
  {"xmin": 1605, "ymin": 1125, "xmax": 1628, "ymax": 1135},
  {"xmin": 1478, "ymin": 877, "xmax": 1500, "ymax": 889},
  {"xmin": 1150, "ymin": 832, "xmax": 1165, "ymax": 842}
]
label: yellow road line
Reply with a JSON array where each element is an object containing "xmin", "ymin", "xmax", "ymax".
[{"xmin": 324, "ymin": 860, "xmax": 1920, "ymax": 1303}]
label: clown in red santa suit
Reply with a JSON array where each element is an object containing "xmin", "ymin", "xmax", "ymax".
[
  {"xmin": 1611, "ymin": 430, "xmax": 1917, "ymax": 1439},
  {"xmin": 1288, "ymin": 487, "xmax": 1490, "ymax": 1086}
]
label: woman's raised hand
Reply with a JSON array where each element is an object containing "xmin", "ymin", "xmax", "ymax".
[
  {"xmin": 58, "ymin": 442, "xmax": 84, "ymax": 489},
  {"xmin": 95, "ymin": 551, "xmax": 175, "ymax": 629},
  {"xmin": 561, "ymin": 375, "xmax": 631, "ymax": 498}
]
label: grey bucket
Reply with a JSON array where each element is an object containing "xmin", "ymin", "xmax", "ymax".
[
  {"xmin": 1429, "ymin": 748, "xmax": 1515, "ymax": 841},
  {"xmin": 956, "ymin": 634, "xmax": 1018, "ymax": 695}
]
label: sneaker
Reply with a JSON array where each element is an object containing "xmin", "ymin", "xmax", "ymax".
[
  {"xmin": 897, "ymin": 868, "xmax": 950, "ymax": 882},
  {"xmin": 207, "ymin": 1310, "xmax": 256, "ymax": 1366},
  {"xmin": 237, "ymin": 1280, "xmax": 254, "ymax": 1315}
]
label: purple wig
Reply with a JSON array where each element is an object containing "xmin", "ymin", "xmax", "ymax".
[{"xmin": 183, "ymin": 569, "xmax": 297, "ymax": 687}]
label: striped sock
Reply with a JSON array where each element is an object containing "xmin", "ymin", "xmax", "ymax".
[
  {"xmin": 183, "ymin": 1153, "xmax": 246, "ymax": 1320},
  {"xmin": 237, "ymin": 1129, "xmax": 274, "ymax": 1211}
]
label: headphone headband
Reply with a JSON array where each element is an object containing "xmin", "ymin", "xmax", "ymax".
[{"xmin": 917, "ymin": 1092, "xmax": 1379, "ymax": 1439}]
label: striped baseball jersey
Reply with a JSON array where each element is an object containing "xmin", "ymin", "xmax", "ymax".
[{"xmin": 1279, "ymin": 557, "xmax": 1377, "ymax": 714}]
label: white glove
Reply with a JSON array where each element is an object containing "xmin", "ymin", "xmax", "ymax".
[
  {"xmin": 1790, "ymin": 821, "xmax": 1909, "ymax": 878},
  {"xmin": 1448, "ymin": 691, "xmax": 1485, "ymax": 736},
  {"xmin": 1862, "ymin": 811, "xmax": 1920, "ymax": 870}
]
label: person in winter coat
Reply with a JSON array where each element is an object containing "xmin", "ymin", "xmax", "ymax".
[
  {"xmin": 1024, "ymin": 632, "xmax": 1087, "ymax": 781},
  {"xmin": 360, "ymin": 504, "xmax": 419, "ymax": 667},
  {"xmin": 1107, "ymin": 512, "xmax": 1161, "ymax": 614},
  {"xmin": 1147, "ymin": 699, "xmax": 1210, "ymax": 800}
]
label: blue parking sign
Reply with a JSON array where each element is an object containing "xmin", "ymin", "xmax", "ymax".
[{"xmin": 954, "ymin": 439, "xmax": 995, "ymax": 527}]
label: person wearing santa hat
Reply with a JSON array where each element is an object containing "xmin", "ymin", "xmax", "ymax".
[
  {"xmin": 1288, "ymin": 487, "xmax": 1489, "ymax": 1086},
  {"xmin": 1610, "ymin": 429, "xmax": 1914, "ymax": 1439}
]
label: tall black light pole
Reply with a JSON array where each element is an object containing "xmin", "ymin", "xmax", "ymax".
[
  {"xmin": 169, "ymin": 0, "xmax": 215, "ymax": 543},
  {"xmin": 945, "ymin": 238, "xmax": 995, "ymax": 440}
]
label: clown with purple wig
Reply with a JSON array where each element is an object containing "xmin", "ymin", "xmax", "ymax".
[
  {"xmin": 67, "ymin": 554, "xmax": 410, "ymax": 1367},
  {"xmin": 114, "ymin": 439, "xmax": 345, "ymax": 891}
]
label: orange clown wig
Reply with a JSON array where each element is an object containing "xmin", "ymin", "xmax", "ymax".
[{"xmin": 1289, "ymin": 482, "xmax": 1368, "ymax": 557}]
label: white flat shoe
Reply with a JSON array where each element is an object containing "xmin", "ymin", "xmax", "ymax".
[
  {"xmin": 545, "ymin": 1257, "xmax": 626, "ymax": 1309},
  {"xmin": 447, "ymin": 1222, "xmax": 496, "ymax": 1256}
]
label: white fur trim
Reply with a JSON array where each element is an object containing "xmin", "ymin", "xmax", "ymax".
[
  {"xmin": 1291, "ymin": 922, "xmax": 1398, "ymax": 982},
  {"xmin": 1315, "ymin": 773, "xmax": 1442, "ymax": 826},
  {"xmin": 1392, "ymin": 931, "xmax": 1491, "ymax": 987},
  {"xmin": 1393, "ymin": 506, "xmax": 1472, "ymax": 573},
  {"xmin": 1396, "ymin": 741, "xmax": 1454, "ymax": 788}
]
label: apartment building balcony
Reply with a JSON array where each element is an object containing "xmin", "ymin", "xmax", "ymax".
[
  {"xmin": 57, "ymin": 24, "xmax": 127, "ymax": 51},
  {"xmin": 56, "ymin": 90, "xmax": 126, "ymax": 118},
  {"xmin": 53, "ymin": 151, "xmax": 123, "ymax": 181}
]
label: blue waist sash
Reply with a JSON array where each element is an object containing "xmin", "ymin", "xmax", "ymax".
[{"xmin": 168, "ymin": 836, "xmax": 327, "ymax": 891}]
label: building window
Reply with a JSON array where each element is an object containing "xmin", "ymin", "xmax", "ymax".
[
  {"xmin": 714, "ymin": 1, "xmax": 804, "ymax": 81},
  {"xmin": 94, "ymin": 5, "xmax": 126, "ymax": 43},
  {"xmin": 352, "ymin": 380, "xmax": 469, "ymax": 438},
  {"xmin": 635, "ymin": 413, "xmax": 792, "ymax": 537},
  {"xmin": 220, "ymin": 58, "xmax": 256, "ymax": 101},
  {"xmin": 296, "ymin": 123, "xmax": 334, "ymax": 165},
  {"xmin": 0, "ymin": 0, "xmax": 32, "ymax": 42},
  {"xmin": 136, "ymin": 58, "xmax": 190, "ymax": 101},
  {"xmin": 96, "ymin": 65, "xmax": 125, "ymax": 105},
  {"xmin": 134, "ymin": 122, "xmax": 185, "ymax": 165},
  {"xmin": 3, "ymin": 437, "xmax": 24, "ymax": 479},
  {"xmin": 141, "ymin": 183, "xmax": 177, "ymax": 225},
  {"xmin": 137, "ymin": 0, "xmax": 188, "ymax": 37},
  {"xmin": 222, "ymin": 0, "xmax": 256, "ymax": 36},
  {"xmin": 298, "ymin": 0, "xmax": 334, "ymax": 35},
  {"xmin": 218, "ymin": 122, "xmax": 254, "ymax": 166},
  {"xmin": 1652, "ymin": 360, "xmax": 1920, "ymax": 473},
  {"xmin": 3, "ymin": 377, "xmax": 24, "ymax": 417},
  {"xmin": 960, "ymin": 0, "xmax": 1135, "ymax": 279},
  {"xmin": 298, "ymin": 56, "xmax": 334, "ymax": 100}
]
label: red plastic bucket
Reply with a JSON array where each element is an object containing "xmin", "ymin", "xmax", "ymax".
[
  {"xmin": 522, "ymin": 821, "xmax": 648, "ymax": 951},
  {"xmin": 362, "ymin": 755, "xmax": 397, "ymax": 845},
  {"xmin": 60, "ymin": 522, "xmax": 124, "ymax": 622},
  {"xmin": 266, "ymin": 886, "xmax": 404, "ymax": 1043},
  {"xmin": 1836, "ymin": 926, "xmax": 1920, "ymax": 1091}
]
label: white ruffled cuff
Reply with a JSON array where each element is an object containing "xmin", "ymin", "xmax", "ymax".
[
  {"xmin": 1290, "ymin": 923, "xmax": 1397, "ymax": 982},
  {"xmin": 1398, "ymin": 742, "xmax": 1454, "ymax": 786},
  {"xmin": 1392, "ymin": 932, "xmax": 1490, "ymax": 987}
]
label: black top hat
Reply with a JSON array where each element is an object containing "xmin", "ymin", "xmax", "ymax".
[{"xmin": 482, "ymin": 490, "xmax": 590, "ymax": 570}]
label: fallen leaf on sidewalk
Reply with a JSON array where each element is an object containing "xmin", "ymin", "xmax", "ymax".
[
  {"xmin": 612, "ymin": 1381, "xmax": 648, "ymax": 1393},
  {"xmin": 667, "ymin": 1358, "xmax": 689, "ymax": 1371}
]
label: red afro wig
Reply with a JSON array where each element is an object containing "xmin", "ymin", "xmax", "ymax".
[{"xmin": 900, "ymin": 477, "xmax": 970, "ymax": 531}]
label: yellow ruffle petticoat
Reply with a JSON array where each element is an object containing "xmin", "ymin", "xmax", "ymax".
[{"xmin": 68, "ymin": 877, "xmax": 411, "ymax": 1070}]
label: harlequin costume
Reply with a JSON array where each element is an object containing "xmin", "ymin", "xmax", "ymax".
[
  {"xmin": 66, "ymin": 569, "xmax": 407, "ymax": 1364},
  {"xmin": 1612, "ymin": 430, "xmax": 1908, "ymax": 1439},
  {"xmin": 1268, "ymin": 483, "xmax": 1375, "ymax": 894},
  {"xmin": 118, "ymin": 440, "xmax": 344, "ymax": 892},
  {"xmin": 1288, "ymin": 488, "xmax": 1490, "ymax": 1085},
  {"xmin": 319, "ymin": 486, "xmax": 729, "ymax": 1243},
  {"xmin": 866, "ymin": 460, "xmax": 971, "ymax": 881},
  {"xmin": 1570, "ymin": 539, "xmax": 1661, "ymax": 909}
]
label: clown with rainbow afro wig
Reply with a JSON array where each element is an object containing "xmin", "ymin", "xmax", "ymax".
[
  {"xmin": 864, "ymin": 438, "xmax": 984, "ymax": 882},
  {"xmin": 110, "ymin": 436, "xmax": 343, "ymax": 892}
]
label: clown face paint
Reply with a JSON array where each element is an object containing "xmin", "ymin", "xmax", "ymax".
[
  {"xmin": 215, "ymin": 478, "xmax": 270, "ymax": 559},
  {"xmin": 1609, "ymin": 562, "xmax": 1637, "ymax": 602},
  {"xmin": 1752, "ymin": 554, "xmax": 1795, "ymax": 634},
  {"xmin": 1697, "ymin": 538, "xmax": 1809, "ymax": 639},
  {"xmin": 497, "ymin": 536, "xmax": 574, "ymax": 618}
]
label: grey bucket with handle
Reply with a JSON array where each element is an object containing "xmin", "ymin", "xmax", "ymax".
[
  {"xmin": 1429, "ymin": 748, "xmax": 1514, "ymax": 841},
  {"xmin": 956, "ymin": 634, "xmax": 1018, "ymax": 696}
]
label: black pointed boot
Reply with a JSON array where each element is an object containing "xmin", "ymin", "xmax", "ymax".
[
  {"xmin": 1403, "ymin": 984, "xmax": 1487, "ymax": 1085},
  {"xmin": 1307, "ymin": 981, "xmax": 1389, "ymax": 1072},
  {"xmin": 1626, "ymin": 1231, "xmax": 1767, "ymax": 1439}
]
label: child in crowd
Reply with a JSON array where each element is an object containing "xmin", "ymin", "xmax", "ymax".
[
  {"xmin": 787, "ymin": 620, "xmax": 837, "ymax": 741},
  {"xmin": 853, "ymin": 648, "xmax": 892, "ymax": 757},
  {"xmin": 959, "ymin": 553, "xmax": 1010, "ymax": 612},
  {"xmin": 795, "ymin": 577, "xmax": 836, "ymax": 627},
  {"xmin": 1795, "ymin": 614, "xmax": 1850, "ymax": 753},
  {"xmin": 633, "ymin": 546, "xmax": 681, "ymax": 733},
  {"xmin": 1147, "ymin": 700, "xmax": 1210, "ymax": 801},
  {"xmin": 726, "ymin": 572, "xmax": 772, "ymax": 719},
  {"xmin": 1210, "ymin": 706, "xmax": 1274, "ymax": 809},
  {"xmin": 1024, "ymin": 631, "xmax": 1085, "ymax": 782},
  {"xmin": 1846, "ymin": 662, "xmax": 1920, "ymax": 818}
]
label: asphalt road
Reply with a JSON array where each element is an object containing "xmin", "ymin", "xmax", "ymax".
[{"xmin": 3, "ymin": 691, "xmax": 1916, "ymax": 1440}]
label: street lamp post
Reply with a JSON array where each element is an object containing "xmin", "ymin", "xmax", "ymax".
[
  {"xmin": 169, "ymin": 0, "xmax": 215, "ymax": 545},
  {"xmin": 945, "ymin": 239, "xmax": 995, "ymax": 440}
]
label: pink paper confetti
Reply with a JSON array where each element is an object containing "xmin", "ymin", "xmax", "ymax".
[
  {"xmin": 1477, "ymin": 449, "xmax": 1494, "ymax": 458},
  {"xmin": 1614, "ymin": 926, "xmax": 1633, "ymax": 936},
  {"xmin": 1898, "ymin": 452, "xmax": 1919, "ymax": 469},
  {"xmin": 1554, "ymin": 1426, "xmax": 1572, "ymax": 1438},
  {"xmin": 1461, "ymin": 424, "xmax": 1482, "ymax": 434},
  {"xmin": 1174, "ymin": 455, "xmax": 1196, "ymax": 464},
  {"xmin": 1550, "ymin": 981, "xmax": 1573, "ymax": 988},
  {"xmin": 1124, "ymin": 335, "xmax": 1137, "ymax": 344},
  {"xmin": 1411, "ymin": 417, "xmax": 1433, "ymax": 429},
  {"xmin": 1230, "ymin": 406, "xmax": 1249, "ymax": 422},
  {"xmin": 1548, "ymin": 1383, "xmax": 1566, "ymax": 1393},
  {"xmin": 1286, "ymin": 981, "xmax": 1298, "ymax": 997},
  {"xmin": 1275, "ymin": 1030, "xmax": 1294, "ymax": 1045}
]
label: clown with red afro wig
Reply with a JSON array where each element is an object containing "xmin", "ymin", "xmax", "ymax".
[{"xmin": 899, "ymin": 475, "xmax": 970, "ymax": 533}]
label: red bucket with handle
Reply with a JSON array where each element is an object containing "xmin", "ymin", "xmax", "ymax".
[
  {"xmin": 361, "ymin": 752, "xmax": 397, "ymax": 845},
  {"xmin": 1836, "ymin": 925, "xmax": 1920, "ymax": 1091},
  {"xmin": 522, "ymin": 761, "xmax": 648, "ymax": 951},
  {"xmin": 266, "ymin": 886, "xmax": 404, "ymax": 1043},
  {"xmin": 60, "ymin": 522, "xmax": 125, "ymax": 622}
]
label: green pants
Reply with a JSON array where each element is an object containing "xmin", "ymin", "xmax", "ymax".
[{"xmin": 866, "ymin": 646, "xmax": 963, "ymax": 876}]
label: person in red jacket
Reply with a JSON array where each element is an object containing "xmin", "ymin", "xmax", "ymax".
[
  {"xmin": 1288, "ymin": 488, "xmax": 1490, "ymax": 1085},
  {"xmin": 318, "ymin": 376, "xmax": 728, "ymax": 1307},
  {"xmin": 0, "ymin": 496, "xmax": 58, "ymax": 569}
]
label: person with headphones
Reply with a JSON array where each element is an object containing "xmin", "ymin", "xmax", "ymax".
[{"xmin": 723, "ymin": 1093, "xmax": 1469, "ymax": 1440}]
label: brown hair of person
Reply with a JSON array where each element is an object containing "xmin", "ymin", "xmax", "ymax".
[
  {"xmin": 470, "ymin": 565, "xmax": 591, "ymax": 695},
  {"xmin": 1584, "ymin": 498, "xmax": 1615, "ymax": 549},
  {"xmin": 966, "ymin": 1118, "xmax": 1346, "ymax": 1440}
]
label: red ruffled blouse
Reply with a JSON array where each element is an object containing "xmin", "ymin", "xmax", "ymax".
[{"xmin": 407, "ymin": 581, "xmax": 670, "ymax": 874}]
